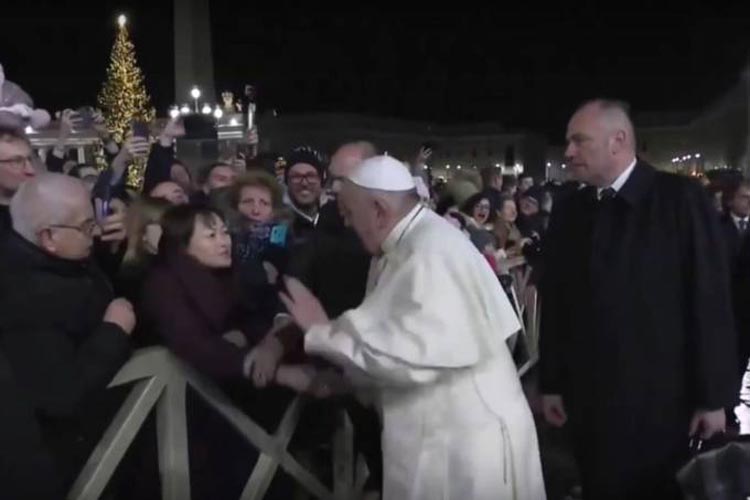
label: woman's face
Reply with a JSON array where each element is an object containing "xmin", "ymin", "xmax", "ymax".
[
  {"xmin": 186, "ymin": 214, "xmax": 232, "ymax": 268},
  {"xmin": 499, "ymin": 199, "xmax": 518, "ymax": 223},
  {"xmin": 472, "ymin": 198, "xmax": 491, "ymax": 225},
  {"xmin": 238, "ymin": 185, "xmax": 273, "ymax": 224},
  {"xmin": 142, "ymin": 223, "xmax": 162, "ymax": 255}
]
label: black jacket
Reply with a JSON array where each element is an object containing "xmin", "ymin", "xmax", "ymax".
[
  {"xmin": 719, "ymin": 213, "xmax": 749, "ymax": 272},
  {"xmin": 540, "ymin": 163, "xmax": 737, "ymax": 498},
  {"xmin": 0, "ymin": 204, "xmax": 9, "ymax": 235},
  {"xmin": 0, "ymin": 349, "xmax": 60, "ymax": 499},
  {"xmin": 0, "ymin": 232, "xmax": 131, "ymax": 487},
  {"xmin": 287, "ymin": 201, "xmax": 370, "ymax": 317}
]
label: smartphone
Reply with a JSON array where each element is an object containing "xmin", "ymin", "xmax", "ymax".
[
  {"xmin": 94, "ymin": 197, "xmax": 111, "ymax": 223},
  {"xmin": 75, "ymin": 106, "xmax": 94, "ymax": 128},
  {"xmin": 131, "ymin": 120, "xmax": 150, "ymax": 139},
  {"xmin": 269, "ymin": 224, "xmax": 288, "ymax": 247}
]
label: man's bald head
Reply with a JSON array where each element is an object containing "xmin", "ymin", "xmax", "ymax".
[
  {"xmin": 329, "ymin": 141, "xmax": 378, "ymax": 194},
  {"xmin": 11, "ymin": 174, "xmax": 96, "ymax": 259},
  {"xmin": 565, "ymin": 99, "xmax": 637, "ymax": 187}
]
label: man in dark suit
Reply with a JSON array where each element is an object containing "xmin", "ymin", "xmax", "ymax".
[
  {"xmin": 720, "ymin": 181, "xmax": 750, "ymax": 380},
  {"xmin": 540, "ymin": 99, "xmax": 737, "ymax": 500}
]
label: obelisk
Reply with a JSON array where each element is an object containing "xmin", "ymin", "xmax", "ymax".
[{"xmin": 174, "ymin": 0, "xmax": 215, "ymax": 105}]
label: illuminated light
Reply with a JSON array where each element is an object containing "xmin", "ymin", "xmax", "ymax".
[
  {"xmin": 201, "ymin": 104, "xmax": 212, "ymax": 115},
  {"xmin": 546, "ymin": 162, "xmax": 552, "ymax": 167},
  {"xmin": 169, "ymin": 107, "xmax": 180, "ymax": 119},
  {"xmin": 457, "ymin": 165, "xmax": 462, "ymax": 170},
  {"xmin": 24, "ymin": 126, "xmax": 34, "ymax": 134},
  {"xmin": 695, "ymin": 153, "xmax": 701, "ymax": 158},
  {"xmin": 179, "ymin": 105, "xmax": 190, "ymax": 115},
  {"xmin": 117, "ymin": 15, "xmax": 127, "ymax": 28},
  {"xmin": 446, "ymin": 165, "xmax": 451, "ymax": 170},
  {"xmin": 495, "ymin": 163, "xmax": 501, "ymax": 168},
  {"xmin": 190, "ymin": 86, "xmax": 201, "ymax": 100},
  {"xmin": 561, "ymin": 163, "xmax": 567, "ymax": 169},
  {"xmin": 213, "ymin": 106, "xmax": 223, "ymax": 119},
  {"xmin": 229, "ymin": 118, "xmax": 239, "ymax": 126}
]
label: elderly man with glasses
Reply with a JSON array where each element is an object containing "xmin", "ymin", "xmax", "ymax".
[{"xmin": 0, "ymin": 173, "xmax": 134, "ymax": 492}]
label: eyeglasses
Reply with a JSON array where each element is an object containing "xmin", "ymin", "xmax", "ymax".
[
  {"xmin": 48, "ymin": 220, "xmax": 98, "ymax": 237},
  {"xmin": 288, "ymin": 173, "xmax": 321, "ymax": 185},
  {"xmin": 0, "ymin": 155, "xmax": 37, "ymax": 170}
]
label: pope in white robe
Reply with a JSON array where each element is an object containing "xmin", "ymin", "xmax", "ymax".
[{"xmin": 280, "ymin": 156, "xmax": 545, "ymax": 500}]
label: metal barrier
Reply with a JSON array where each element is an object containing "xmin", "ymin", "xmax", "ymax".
[
  {"xmin": 504, "ymin": 258, "xmax": 541, "ymax": 377},
  {"xmin": 67, "ymin": 347, "xmax": 360, "ymax": 500}
]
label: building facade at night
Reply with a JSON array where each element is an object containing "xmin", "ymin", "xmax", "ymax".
[{"xmin": 257, "ymin": 112, "xmax": 548, "ymax": 180}]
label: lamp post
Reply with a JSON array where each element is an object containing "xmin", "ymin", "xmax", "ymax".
[{"xmin": 190, "ymin": 86, "xmax": 201, "ymax": 113}]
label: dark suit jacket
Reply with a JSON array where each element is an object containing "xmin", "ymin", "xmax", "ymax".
[
  {"xmin": 720, "ymin": 213, "xmax": 748, "ymax": 271},
  {"xmin": 540, "ymin": 162, "xmax": 737, "ymax": 498},
  {"xmin": 287, "ymin": 201, "xmax": 370, "ymax": 318}
]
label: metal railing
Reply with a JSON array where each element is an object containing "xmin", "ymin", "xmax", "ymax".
[
  {"xmin": 67, "ymin": 347, "xmax": 360, "ymax": 500},
  {"xmin": 504, "ymin": 258, "xmax": 541, "ymax": 377}
]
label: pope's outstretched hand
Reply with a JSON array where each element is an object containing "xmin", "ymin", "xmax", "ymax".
[{"xmin": 279, "ymin": 277, "xmax": 329, "ymax": 331}]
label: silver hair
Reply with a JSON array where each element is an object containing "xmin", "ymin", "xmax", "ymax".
[{"xmin": 10, "ymin": 173, "xmax": 88, "ymax": 242}]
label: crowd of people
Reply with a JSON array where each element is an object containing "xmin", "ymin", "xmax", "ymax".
[{"xmin": 0, "ymin": 97, "xmax": 747, "ymax": 500}]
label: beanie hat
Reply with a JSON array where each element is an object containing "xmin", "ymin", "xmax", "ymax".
[{"xmin": 284, "ymin": 146, "xmax": 327, "ymax": 184}]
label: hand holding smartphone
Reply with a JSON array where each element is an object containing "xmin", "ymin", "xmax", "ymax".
[{"xmin": 131, "ymin": 120, "xmax": 150, "ymax": 139}]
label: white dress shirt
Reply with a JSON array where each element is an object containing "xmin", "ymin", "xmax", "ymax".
[{"xmin": 597, "ymin": 158, "xmax": 637, "ymax": 199}]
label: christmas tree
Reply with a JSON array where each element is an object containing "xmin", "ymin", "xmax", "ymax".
[{"xmin": 98, "ymin": 15, "xmax": 155, "ymax": 188}]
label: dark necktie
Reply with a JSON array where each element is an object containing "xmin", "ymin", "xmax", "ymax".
[
  {"xmin": 740, "ymin": 219, "xmax": 748, "ymax": 234},
  {"xmin": 599, "ymin": 187, "xmax": 616, "ymax": 201}
]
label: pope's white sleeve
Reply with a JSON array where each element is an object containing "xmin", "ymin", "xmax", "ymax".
[
  {"xmin": 305, "ymin": 321, "xmax": 442, "ymax": 387},
  {"xmin": 305, "ymin": 248, "xmax": 513, "ymax": 386}
]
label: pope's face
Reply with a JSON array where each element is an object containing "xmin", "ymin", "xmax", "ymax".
[{"xmin": 339, "ymin": 181, "xmax": 384, "ymax": 255}]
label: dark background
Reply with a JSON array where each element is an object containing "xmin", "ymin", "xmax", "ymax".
[{"xmin": 2, "ymin": 2, "xmax": 750, "ymax": 138}]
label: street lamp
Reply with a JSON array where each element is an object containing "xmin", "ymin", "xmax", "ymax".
[
  {"xmin": 201, "ymin": 104, "xmax": 212, "ymax": 115},
  {"xmin": 229, "ymin": 118, "xmax": 239, "ymax": 126},
  {"xmin": 190, "ymin": 86, "xmax": 201, "ymax": 112},
  {"xmin": 169, "ymin": 106, "xmax": 180, "ymax": 119},
  {"xmin": 117, "ymin": 15, "xmax": 127, "ymax": 28},
  {"xmin": 179, "ymin": 104, "xmax": 190, "ymax": 115},
  {"xmin": 213, "ymin": 106, "xmax": 223, "ymax": 119}
]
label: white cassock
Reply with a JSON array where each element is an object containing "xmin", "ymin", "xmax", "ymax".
[{"xmin": 305, "ymin": 203, "xmax": 546, "ymax": 500}]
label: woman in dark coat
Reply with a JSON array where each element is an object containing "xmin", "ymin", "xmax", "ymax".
[
  {"xmin": 140, "ymin": 204, "xmax": 322, "ymax": 392},
  {"xmin": 140, "ymin": 205, "xmax": 330, "ymax": 498}
]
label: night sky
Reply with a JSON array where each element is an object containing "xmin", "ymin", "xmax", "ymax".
[{"xmin": 3, "ymin": 2, "xmax": 750, "ymax": 139}]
